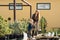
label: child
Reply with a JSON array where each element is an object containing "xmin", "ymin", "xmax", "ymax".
[{"xmin": 27, "ymin": 19, "xmax": 34, "ymax": 39}]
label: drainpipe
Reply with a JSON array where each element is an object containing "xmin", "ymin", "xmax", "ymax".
[
  {"xmin": 14, "ymin": 0, "xmax": 16, "ymax": 21},
  {"xmin": 21, "ymin": 0, "xmax": 31, "ymax": 5},
  {"xmin": 22, "ymin": 0, "xmax": 32, "ymax": 18},
  {"xmin": 30, "ymin": 6, "xmax": 32, "ymax": 18}
]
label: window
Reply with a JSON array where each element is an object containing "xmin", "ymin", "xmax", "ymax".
[
  {"xmin": 36, "ymin": 3, "xmax": 51, "ymax": 10},
  {"xmin": 9, "ymin": 3, "xmax": 23, "ymax": 10}
]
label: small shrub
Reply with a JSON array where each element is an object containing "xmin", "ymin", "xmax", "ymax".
[{"xmin": 0, "ymin": 16, "xmax": 12, "ymax": 36}]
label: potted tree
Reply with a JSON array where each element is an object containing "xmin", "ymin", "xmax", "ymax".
[{"xmin": 40, "ymin": 16, "xmax": 47, "ymax": 34}]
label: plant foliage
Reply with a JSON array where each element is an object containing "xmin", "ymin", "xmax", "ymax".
[
  {"xmin": 40, "ymin": 16, "xmax": 47, "ymax": 33},
  {"xmin": 0, "ymin": 16, "xmax": 12, "ymax": 36}
]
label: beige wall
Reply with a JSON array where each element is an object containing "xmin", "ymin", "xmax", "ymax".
[
  {"xmin": 26, "ymin": 0, "xmax": 60, "ymax": 31},
  {"xmin": 0, "ymin": 6, "xmax": 14, "ymax": 22},
  {"xmin": 0, "ymin": 0, "xmax": 60, "ymax": 31},
  {"xmin": 0, "ymin": 0, "xmax": 30, "ymax": 22}
]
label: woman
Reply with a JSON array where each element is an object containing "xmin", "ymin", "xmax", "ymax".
[
  {"xmin": 32, "ymin": 10, "xmax": 39, "ymax": 23},
  {"xmin": 32, "ymin": 10, "xmax": 39, "ymax": 30}
]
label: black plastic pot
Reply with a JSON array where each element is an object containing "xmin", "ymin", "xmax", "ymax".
[
  {"xmin": 0, "ymin": 34, "xmax": 24, "ymax": 40},
  {"xmin": 9, "ymin": 34, "xmax": 24, "ymax": 39},
  {"xmin": 0, "ymin": 36, "xmax": 5, "ymax": 40}
]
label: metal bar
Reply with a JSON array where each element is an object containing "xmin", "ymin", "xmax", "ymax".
[
  {"xmin": 0, "ymin": 4, "xmax": 30, "ymax": 6},
  {"xmin": 0, "ymin": 5, "xmax": 9, "ymax": 6},
  {"xmin": 14, "ymin": 0, "xmax": 16, "ymax": 21},
  {"xmin": 21, "ymin": 0, "xmax": 30, "ymax": 5},
  {"xmin": 30, "ymin": 6, "xmax": 32, "ymax": 18},
  {"xmin": 0, "ymin": 4, "xmax": 32, "ymax": 19}
]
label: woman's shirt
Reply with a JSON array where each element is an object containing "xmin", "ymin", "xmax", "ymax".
[{"xmin": 32, "ymin": 14, "xmax": 38, "ymax": 22}]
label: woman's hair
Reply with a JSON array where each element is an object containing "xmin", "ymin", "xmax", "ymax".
[
  {"xmin": 32, "ymin": 10, "xmax": 39, "ymax": 22},
  {"xmin": 35, "ymin": 10, "xmax": 39, "ymax": 14}
]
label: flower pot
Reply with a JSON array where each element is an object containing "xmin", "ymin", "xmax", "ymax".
[
  {"xmin": 0, "ymin": 36, "xmax": 5, "ymax": 40},
  {"xmin": 9, "ymin": 34, "xmax": 24, "ymax": 40},
  {"xmin": 0, "ymin": 34, "xmax": 24, "ymax": 40}
]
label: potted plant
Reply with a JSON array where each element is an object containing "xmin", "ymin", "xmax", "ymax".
[
  {"xmin": 9, "ymin": 21, "xmax": 24, "ymax": 40},
  {"xmin": 20, "ymin": 18, "xmax": 29, "ymax": 32},
  {"xmin": 0, "ymin": 16, "xmax": 12, "ymax": 40},
  {"xmin": 8, "ymin": 18, "xmax": 29, "ymax": 40},
  {"xmin": 40, "ymin": 16, "xmax": 47, "ymax": 34}
]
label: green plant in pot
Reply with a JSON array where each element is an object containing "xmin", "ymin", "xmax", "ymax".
[
  {"xmin": 0, "ymin": 16, "xmax": 12, "ymax": 37},
  {"xmin": 9, "ymin": 18, "xmax": 29, "ymax": 40},
  {"xmin": 20, "ymin": 18, "xmax": 29, "ymax": 32},
  {"xmin": 40, "ymin": 16, "xmax": 47, "ymax": 34},
  {"xmin": 53, "ymin": 28, "xmax": 60, "ymax": 36},
  {"xmin": 9, "ymin": 21, "xmax": 23, "ymax": 34},
  {"xmin": 9, "ymin": 21, "xmax": 24, "ymax": 40}
]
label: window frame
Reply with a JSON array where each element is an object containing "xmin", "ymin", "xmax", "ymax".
[
  {"xmin": 9, "ymin": 3, "xmax": 23, "ymax": 10},
  {"xmin": 36, "ymin": 3, "xmax": 51, "ymax": 10}
]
